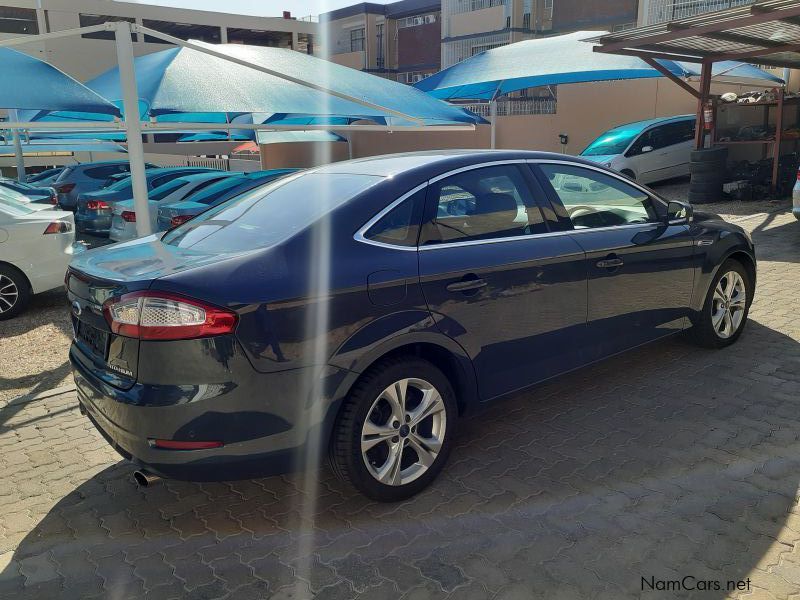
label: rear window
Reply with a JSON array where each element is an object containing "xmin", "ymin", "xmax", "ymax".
[
  {"xmin": 0, "ymin": 193, "xmax": 35, "ymax": 216},
  {"xmin": 85, "ymin": 164, "xmax": 127, "ymax": 180},
  {"xmin": 150, "ymin": 178, "xmax": 190, "ymax": 201},
  {"xmin": 187, "ymin": 177, "xmax": 248, "ymax": 205},
  {"xmin": 163, "ymin": 172, "xmax": 383, "ymax": 252}
]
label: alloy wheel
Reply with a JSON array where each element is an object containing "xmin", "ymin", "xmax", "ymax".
[
  {"xmin": 711, "ymin": 270, "xmax": 747, "ymax": 339},
  {"xmin": 0, "ymin": 275, "xmax": 19, "ymax": 314},
  {"xmin": 360, "ymin": 377, "xmax": 447, "ymax": 486}
]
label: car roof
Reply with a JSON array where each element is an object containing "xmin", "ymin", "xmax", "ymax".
[
  {"xmin": 312, "ymin": 150, "xmax": 603, "ymax": 179},
  {"xmin": 602, "ymin": 114, "xmax": 695, "ymax": 135}
]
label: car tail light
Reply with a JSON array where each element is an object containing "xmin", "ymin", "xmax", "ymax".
[
  {"xmin": 797, "ymin": 169, "xmax": 800, "ymax": 181},
  {"xmin": 86, "ymin": 200, "xmax": 109, "ymax": 211},
  {"xmin": 103, "ymin": 291, "xmax": 237, "ymax": 340},
  {"xmin": 149, "ymin": 439, "xmax": 224, "ymax": 450},
  {"xmin": 121, "ymin": 210, "xmax": 136, "ymax": 222},
  {"xmin": 50, "ymin": 194, "xmax": 58, "ymax": 205},
  {"xmin": 170, "ymin": 214, "xmax": 193, "ymax": 227},
  {"xmin": 43, "ymin": 221, "xmax": 73, "ymax": 234},
  {"xmin": 55, "ymin": 183, "xmax": 75, "ymax": 194}
]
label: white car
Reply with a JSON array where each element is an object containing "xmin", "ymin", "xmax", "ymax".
[
  {"xmin": 109, "ymin": 171, "xmax": 235, "ymax": 242},
  {"xmin": 0, "ymin": 195, "xmax": 75, "ymax": 319},
  {"xmin": 793, "ymin": 168, "xmax": 800, "ymax": 220},
  {"xmin": 580, "ymin": 115, "xmax": 696, "ymax": 184},
  {"xmin": 0, "ymin": 185, "xmax": 53, "ymax": 212}
]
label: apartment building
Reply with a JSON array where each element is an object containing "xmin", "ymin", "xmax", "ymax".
[
  {"xmin": 637, "ymin": 0, "xmax": 754, "ymax": 25},
  {"xmin": 441, "ymin": 0, "xmax": 638, "ymax": 68},
  {"xmin": 0, "ymin": 0, "xmax": 318, "ymax": 81},
  {"xmin": 320, "ymin": 0, "xmax": 441, "ymax": 83}
]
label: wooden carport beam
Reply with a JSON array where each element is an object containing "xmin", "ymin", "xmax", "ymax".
[
  {"xmin": 711, "ymin": 41, "xmax": 800, "ymax": 63},
  {"xmin": 668, "ymin": 23, "xmax": 787, "ymax": 49},
  {"xmin": 641, "ymin": 57, "xmax": 700, "ymax": 99},
  {"xmin": 596, "ymin": 3, "xmax": 800, "ymax": 54}
]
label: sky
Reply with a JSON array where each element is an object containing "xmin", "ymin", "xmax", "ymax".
[{"xmin": 124, "ymin": 0, "xmax": 393, "ymax": 18}]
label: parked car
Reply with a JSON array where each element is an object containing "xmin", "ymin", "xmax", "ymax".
[
  {"xmin": 0, "ymin": 194, "xmax": 75, "ymax": 319},
  {"xmin": 67, "ymin": 151, "xmax": 755, "ymax": 501},
  {"xmin": 26, "ymin": 167, "xmax": 65, "ymax": 185},
  {"xmin": 0, "ymin": 184, "xmax": 53, "ymax": 212},
  {"xmin": 53, "ymin": 161, "xmax": 159, "ymax": 211},
  {"xmin": 0, "ymin": 177, "xmax": 57, "ymax": 205},
  {"xmin": 75, "ymin": 167, "xmax": 221, "ymax": 235},
  {"xmin": 581, "ymin": 115, "xmax": 696, "ymax": 184},
  {"xmin": 109, "ymin": 171, "xmax": 237, "ymax": 242},
  {"xmin": 156, "ymin": 169, "xmax": 299, "ymax": 231},
  {"xmin": 793, "ymin": 167, "xmax": 800, "ymax": 220}
]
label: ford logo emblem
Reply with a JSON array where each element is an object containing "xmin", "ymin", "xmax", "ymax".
[{"xmin": 72, "ymin": 300, "xmax": 82, "ymax": 317}]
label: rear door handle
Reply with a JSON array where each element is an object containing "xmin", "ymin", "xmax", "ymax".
[
  {"xmin": 596, "ymin": 258, "xmax": 624, "ymax": 269},
  {"xmin": 446, "ymin": 278, "xmax": 487, "ymax": 293}
]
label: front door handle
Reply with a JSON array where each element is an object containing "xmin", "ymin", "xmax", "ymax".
[
  {"xmin": 446, "ymin": 277, "xmax": 487, "ymax": 293},
  {"xmin": 596, "ymin": 257, "xmax": 624, "ymax": 269}
]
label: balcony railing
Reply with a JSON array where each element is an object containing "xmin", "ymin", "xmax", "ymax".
[
  {"xmin": 458, "ymin": 98, "xmax": 557, "ymax": 117},
  {"xmin": 643, "ymin": 0, "xmax": 754, "ymax": 24}
]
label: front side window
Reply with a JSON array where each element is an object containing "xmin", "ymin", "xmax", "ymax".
[
  {"xmin": 540, "ymin": 164, "xmax": 661, "ymax": 230},
  {"xmin": 420, "ymin": 165, "xmax": 545, "ymax": 245}
]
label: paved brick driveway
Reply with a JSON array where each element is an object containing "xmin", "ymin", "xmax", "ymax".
[{"xmin": 2, "ymin": 210, "xmax": 800, "ymax": 600}]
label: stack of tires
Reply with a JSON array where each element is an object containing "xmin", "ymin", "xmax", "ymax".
[{"xmin": 688, "ymin": 147, "xmax": 728, "ymax": 205}]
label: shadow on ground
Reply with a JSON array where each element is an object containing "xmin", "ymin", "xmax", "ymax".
[{"xmin": 2, "ymin": 318, "xmax": 800, "ymax": 599}]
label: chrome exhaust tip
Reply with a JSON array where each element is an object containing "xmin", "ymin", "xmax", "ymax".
[{"xmin": 133, "ymin": 470, "xmax": 161, "ymax": 487}]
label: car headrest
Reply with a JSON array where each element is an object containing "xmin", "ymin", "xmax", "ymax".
[{"xmin": 474, "ymin": 192, "xmax": 518, "ymax": 215}]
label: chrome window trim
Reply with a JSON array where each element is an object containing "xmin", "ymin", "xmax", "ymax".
[
  {"xmin": 353, "ymin": 158, "xmax": 671, "ymax": 253},
  {"xmin": 353, "ymin": 181, "xmax": 428, "ymax": 252},
  {"xmin": 353, "ymin": 160, "xmax": 528, "ymax": 251}
]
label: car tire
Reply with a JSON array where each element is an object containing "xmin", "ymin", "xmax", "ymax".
[
  {"xmin": 330, "ymin": 357, "xmax": 458, "ymax": 502},
  {"xmin": 691, "ymin": 147, "xmax": 728, "ymax": 162},
  {"xmin": 689, "ymin": 162, "xmax": 723, "ymax": 176},
  {"xmin": 0, "ymin": 264, "xmax": 31, "ymax": 320},
  {"xmin": 689, "ymin": 259, "xmax": 751, "ymax": 348}
]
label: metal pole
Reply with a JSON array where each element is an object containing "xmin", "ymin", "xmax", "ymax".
[
  {"xmin": 490, "ymin": 99, "xmax": 497, "ymax": 150},
  {"xmin": 115, "ymin": 22, "xmax": 151, "ymax": 236},
  {"xmin": 8, "ymin": 109, "xmax": 26, "ymax": 182},
  {"xmin": 694, "ymin": 61, "xmax": 712, "ymax": 150}
]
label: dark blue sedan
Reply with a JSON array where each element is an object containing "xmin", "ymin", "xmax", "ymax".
[{"xmin": 67, "ymin": 151, "xmax": 756, "ymax": 501}]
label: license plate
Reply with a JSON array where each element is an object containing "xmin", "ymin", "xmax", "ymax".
[{"xmin": 76, "ymin": 321, "xmax": 109, "ymax": 359}]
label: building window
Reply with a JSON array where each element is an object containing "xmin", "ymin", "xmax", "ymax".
[
  {"xmin": 227, "ymin": 28, "xmax": 292, "ymax": 47},
  {"xmin": 543, "ymin": 0, "xmax": 554, "ymax": 21},
  {"xmin": 297, "ymin": 32, "xmax": 314, "ymax": 54},
  {"xmin": 350, "ymin": 27, "xmax": 365, "ymax": 52},
  {"xmin": 398, "ymin": 13, "xmax": 437, "ymax": 28},
  {"xmin": 471, "ymin": 43, "xmax": 504, "ymax": 56},
  {"xmin": 376, "ymin": 23, "xmax": 385, "ymax": 68},
  {"xmin": 0, "ymin": 7, "xmax": 38, "ymax": 34},
  {"xmin": 142, "ymin": 20, "xmax": 221, "ymax": 44},
  {"xmin": 79, "ymin": 14, "xmax": 135, "ymax": 41},
  {"xmin": 611, "ymin": 22, "xmax": 636, "ymax": 32},
  {"xmin": 399, "ymin": 71, "xmax": 430, "ymax": 84}
]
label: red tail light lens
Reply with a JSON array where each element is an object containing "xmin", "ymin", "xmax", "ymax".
[
  {"xmin": 43, "ymin": 221, "xmax": 73, "ymax": 234},
  {"xmin": 150, "ymin": 439, "xmax": 224, "ymax": 450},
  {"xmin": 86, "ymin": 200, "xmax": 109, "ymax": 210},
  {"xmin": 103, "ymin": 291, "xmax": 237, "ymax": 340},
  {"xmin": 50, "ymin": 195, "xmax": 58, "ymax": 205},
  {"xmin": 170, "ymin": 214, "xmax": 193, "ymax": 227},
  {"xmin": 56, "ymin": 183, "xmax": 75, "ymax": 194},
  {"xmin": 121, "ymin": 210, "xmax": 136, "ymax": 222}
]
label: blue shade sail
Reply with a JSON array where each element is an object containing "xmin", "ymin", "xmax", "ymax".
[
  {"xmin": 415, "ymin": 31, "xmax": 783, "ymax": 101},
  {"xmin": 0, "ymin": 139, "xmax": 127, "ymax": 153},
  {"xmin": 0, "ymin": 48, "xmax": 120, "ymax": 115},
  {"xmin": 84, "ymin": 42, "xmax": 482, "ymax": 125}
]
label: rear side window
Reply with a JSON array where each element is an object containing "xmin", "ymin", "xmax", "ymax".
[
  {"xmin": 85, "ymin": 164, "xmax": 126, "ymax": 180},
  {"xmin": 363, "ymin": 187, "xmax": 425, "ymax": 247},
  {"xmin": 163, "ymin": 172, "xmax": 383, "ymax": 252},
  {"xmin": 420, "ymin": 165, "xmax": 546, "ymax": 245}
]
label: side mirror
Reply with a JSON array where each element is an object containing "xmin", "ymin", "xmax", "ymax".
[
  {"xmin": 667, "ymin": 200, "xmax": 692, "ymax": 225},
  {"xmin": 641, "ymin": 145, "xmax": 654, "ymax": 153}
]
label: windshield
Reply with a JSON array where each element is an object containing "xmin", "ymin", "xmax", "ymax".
[
  {"xmin": 0, "ymin": 193, "xmax": 36, "ymax": 216},
  {"xmin": 163, "ymin": 172, "xmax": 383, "ymax": 252},
  {"xmin": 150, "ymin": 178, "xmax": 189, "ymax": 201},
  {"xmin": 581, "ymin": 128, "xmax": 641, "ymax": 156}
]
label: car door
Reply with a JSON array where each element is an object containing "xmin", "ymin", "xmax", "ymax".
[
  {"xmin": 626, "ymin": 125, "xmax": 670, "ymax": 183},
  {"xmin": 534, "ymin": 162, "xmax": 696, "ymax": 361},
  {"xmin": 417, "ymin": 162, "xmax": 588, "ymax": 401},
  {"xmin": 659, "ymin": 120, "xmax": 695, "ymax": 179}
]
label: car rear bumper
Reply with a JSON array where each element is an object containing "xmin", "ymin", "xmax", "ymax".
[
  {"xmin": 76, "ymin": 213, "xmax": 111, "ymax": 234},
  {"xmin": 70, "ymin": 339, "xmax": 350, "ymax": 481}
]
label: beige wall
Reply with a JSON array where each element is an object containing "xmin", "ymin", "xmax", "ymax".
[
  {"xmin": 329, "ymin": 50, "xmax": 366, "ymax": 70},
  {"xmin": 448, "ymin": 5, "xmax": 506, "ymax": 37},
  {"xmin": 257, "ymin": 78, "xmax": 769, "ymax": 168},
  {"xmin": 260, "ymin": 141, "xmax": 349, "ymax": 169}
]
